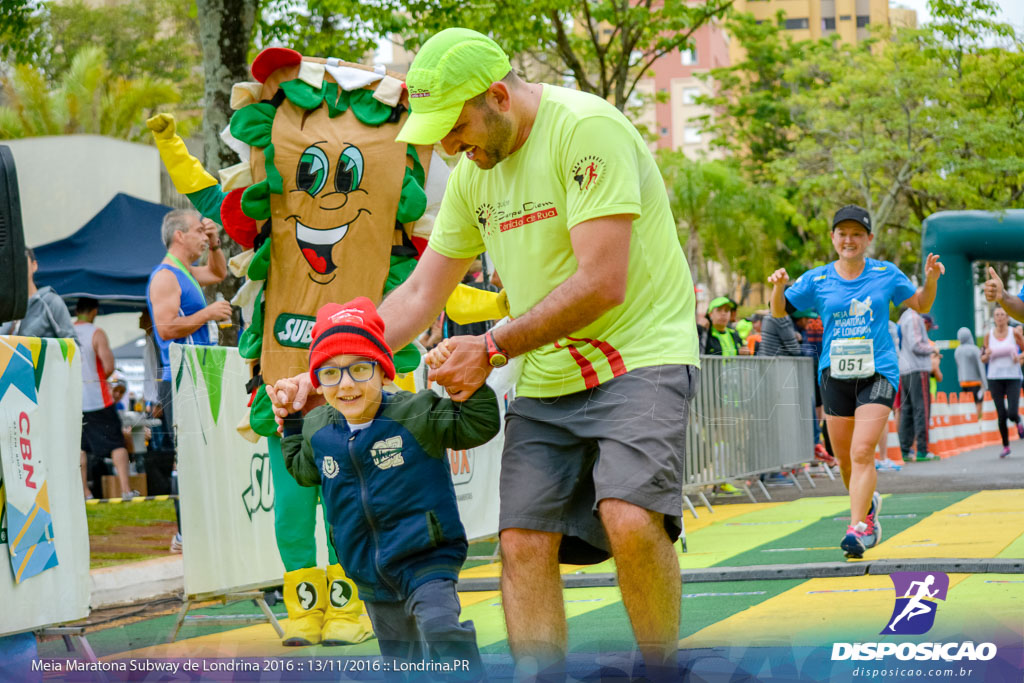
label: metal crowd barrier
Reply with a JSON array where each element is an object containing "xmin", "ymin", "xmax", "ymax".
[{"xmin": 686, "ymin": 355, "xmax": 818, "ymax": 505}]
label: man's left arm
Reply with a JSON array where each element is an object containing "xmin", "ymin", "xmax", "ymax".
[
  {"xmin": 93, "ymin": 328, "xmax": 115, "ymax": 378},
  {"xmin": 191, "ymin": 218, "xmax": 228, "ymax": 285},
  {"xmin": 430, "ymin": 214, "xmax": 631, "ymax": 400}
]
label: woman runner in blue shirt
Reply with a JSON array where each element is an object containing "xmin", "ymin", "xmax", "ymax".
[{"xmin": 768, "ymin": 205, "xmax": 944, "ymax": 558}]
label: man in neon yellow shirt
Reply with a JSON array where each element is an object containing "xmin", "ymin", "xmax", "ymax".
[{"xmin": 269, "ymin": 28, "xmax": 699, "ymax": 677}]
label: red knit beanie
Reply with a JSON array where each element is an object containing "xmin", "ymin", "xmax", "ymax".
[{"xmin": 308, "ymin": 297, "xmax": 395, "ymax": 387}]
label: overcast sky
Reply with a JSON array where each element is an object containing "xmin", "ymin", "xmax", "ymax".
[{"xmin": 894, "ymin": 0, "xmax": 1024, "ymax": 30}]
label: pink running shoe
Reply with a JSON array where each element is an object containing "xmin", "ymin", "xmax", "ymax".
[
  {"xmin": 814, "ymin": 444, "xmax": 836, "ymax": 467},
  {"xmin": 841, "ymin": 522, "xmax": 870, "ymax": 558}
]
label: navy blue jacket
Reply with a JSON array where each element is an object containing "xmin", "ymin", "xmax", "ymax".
[{"xmin": 282, "ymin": 385, "xmax": 500, "ymax": 602}]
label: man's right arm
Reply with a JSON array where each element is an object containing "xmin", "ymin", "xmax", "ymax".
[
  {"xmin": 266, "ymin": 247, "xmax": 472, "ymax": 418},
  {"xmin": 378, "ymin": 247, "xmax": 475, "ymax": 351},
  {"xmin": 150, "ymin": 269, "xmax": 211, "ymax": 340}
]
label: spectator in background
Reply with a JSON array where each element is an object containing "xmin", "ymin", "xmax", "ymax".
[
  {"xmin": 0, "ymin": 248, "xmax": 75, "ymax": 338},
  {"xmin": 930, "ymin": 347, "xmax": 943, "ymax": 397},
  {"xmin": 757, "ymin": 308, "xmax": 801, "ymax": 358},
  {"xmin": 984, "ymin": 266, "xmax": 1024, "ymax": 323},
  {"xmin": 147, "ymin": 209, "xmax": 229, "ymax": 551},
  {"xmin": 922, "ymin": 315, "xmax": 942, "ymax": 397},
  {"xmin": 745, "ymin": 313, "xmax": 764, "ymax": 355},
  {"xmin": 757, "ymin": 299, "xmax": 834, "ymax": 466},
  {"xmin": 74, "ymin": 298, "xmax": 137, "ymax": 500},
  {"xmin": 703, "ymin": 296, "xmax": 748, "ymax": 356},
  {"xmin": 981, "ymin": 307, "xmax": 1024, "ymax": 458},
  {"xmin": 898, "ymin": 307, "xmax": 935, "ymax": 462},
  {"xmin": 955, "ymin": 326, "xmax": 987, "ymax": 420},
  {"xmin": 791, "ymin": 310, "xmax": 834, "ymax": 463}
]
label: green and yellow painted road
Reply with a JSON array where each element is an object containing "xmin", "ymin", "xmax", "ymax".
[{"xmin": 39, "ymin": 490, "xmax": 1024, "ymax": 662}]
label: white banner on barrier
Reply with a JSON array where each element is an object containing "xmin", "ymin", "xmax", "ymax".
[
  {"xmin": 0, "ymin": 336, "xmax": 90, "ymax": 636},
  {"xmin": 173, "ymin": 344, "xmax": 507, "ymax": 599},
  {"xmin": 172, "ymin": 344, "xmax": 329, "ymax": 598}
]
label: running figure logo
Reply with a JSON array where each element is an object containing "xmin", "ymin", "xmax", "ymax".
[
  {"xmin": 571, "ymin": 155, "xmax": 605, "ymax": 192},
  {"xmin": 882, "ymin": 572, "xmax": 949, "ymax": 635},
  {"xmin": 849, "ymin": 296, "xmax": 874, "ymax": 321}
]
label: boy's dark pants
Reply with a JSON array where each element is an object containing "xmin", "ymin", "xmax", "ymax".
[{"xmin": 365, "ymin": 579, "xmax": 482, "ymax": 680}]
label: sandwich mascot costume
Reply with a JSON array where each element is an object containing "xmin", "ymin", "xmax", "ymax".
[{"xmin": 148, "ymin": 48, "xmax": 506, "ymax": 646}]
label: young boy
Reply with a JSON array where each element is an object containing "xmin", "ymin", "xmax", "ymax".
[{"xmin": 281, "ymin": 298, "xmax": 500, "ymax": 676}]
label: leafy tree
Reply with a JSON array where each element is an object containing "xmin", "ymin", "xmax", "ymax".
[
  {"xmin": 697, "ymin": 2, "xmax": 1024, "ymax": 276},
  {"xmin": 658, "ymin": 151, "xmax": 789, "ymax": 297},
  {"xmin": 195, "ymin": 0, "xmax": 257, "ymax": 172},
  {"xmin": 258, "ymin": 0, "xmax": 734, "ymax": 111},
  {"xmin": 771, "ymin": 19, "xmax": 1024, "ymax": 270},
  {"xmin": 257, "ymin": 0, "xmax": 400, "ymax": 62},
  {"xmin": 0, "ymin": 46, "xmax": 179, "ymax": 141},
  {"xmin": 696, "ymin": 12, "xmax": 841, "ymax": 181},
  {"xmin": 0, "ymin": 0, "xmax": 48, "ymax": 65},
  {"xmin": 46, "ymin": 0, "xmax": 201, "ymax": 88}
]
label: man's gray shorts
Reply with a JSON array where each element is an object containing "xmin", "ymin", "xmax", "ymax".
[{"xmin": 499, "ymin": 364, "xmax": 699, "ymax": 565}]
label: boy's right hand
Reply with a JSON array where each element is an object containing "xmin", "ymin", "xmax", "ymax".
[
  {"xmin": 266, "ymin": 373, "xmax": 317, "ymax": 434},
  {"xmin": 424, "ymin": 339, "xmax": 453, "ymax": 369}
]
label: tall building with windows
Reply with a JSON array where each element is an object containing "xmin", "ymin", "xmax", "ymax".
[
  {"xmin": 639, "ymin": 21, "xmax": 731, "ymax": 155},
  {"xmin": 728, "ymin": 0, "xmax": 891, "ymax": 63}
]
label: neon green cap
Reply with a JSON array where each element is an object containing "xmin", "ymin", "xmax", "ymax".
[
  {"xmin": 707, "ymin": 296, "xmax": 736, "ymax": 311},
  {"xmin": 396, "ymin": 28, "xmax": 512, "ymax": 145}
]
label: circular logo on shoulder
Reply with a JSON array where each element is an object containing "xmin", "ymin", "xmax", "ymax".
[
  {"xmin": 330, "ymin": 579, "xmax": 353, "ymax": 608},
  {"xmin": 322, "ymin": 455, "xmax": 339, "ymax": 479},
  {"xmin": 296, "ymin": 581, "xmax": 318, "ymax": 610},
  {"xmin": 571, "ymin": 155, "xmax": 605, "ymax": 192}
]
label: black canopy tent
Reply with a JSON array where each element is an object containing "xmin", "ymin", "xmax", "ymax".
[{"xmin": 34, "ymin": 193, "xmax": 173, "ymax": 313}]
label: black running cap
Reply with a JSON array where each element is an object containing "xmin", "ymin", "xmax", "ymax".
[{"xmin": 832, "ymin": 205, "xmax": 871, "ymax": 233}]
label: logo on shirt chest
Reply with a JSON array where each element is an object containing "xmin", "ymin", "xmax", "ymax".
[
  {"xmin": 476, "ymin": 203, "xmax": 496, "ymax": 237},
  {"xmin": 475, "ymin": 200, "xmax": 558, "ymax": 237},
  {"xmin": 370, "ymin": 436, "xmax": 405, "ymax": 470}
]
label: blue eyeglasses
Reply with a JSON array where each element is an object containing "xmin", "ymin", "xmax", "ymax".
[{"xmin": 316, "ymin": 360, "xmax": 378, "ymax": 386}]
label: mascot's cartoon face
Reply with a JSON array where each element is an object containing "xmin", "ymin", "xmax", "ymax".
[
  {"xmin": 227, "ymin": 48, "xmax": 427, "ymax": 381},
  {"xmin": 290, "ymin": 140, "xmax": 366, "ymax": 281},
  {"xmin": 274, "ymin": 108, "xmax": 402, "ymax": 284},
  {"xmin": 259, "ymin": 65, "xmax": 408, "ymax": 289}
]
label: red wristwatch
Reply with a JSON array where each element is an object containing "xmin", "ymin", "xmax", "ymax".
[{"xmin": 484, "ymin": 330, "xmax": 509, "ymax": 368}]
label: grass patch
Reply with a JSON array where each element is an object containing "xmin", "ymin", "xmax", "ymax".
[
  {"xmin": 87, "ymin": 500, "xmax": 178, "ymax": 569},
  {"xmin": 87, "ymin": 500, "xmax": 177, "ymax": 535}
]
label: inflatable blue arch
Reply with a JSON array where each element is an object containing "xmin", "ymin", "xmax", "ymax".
[{"xmin": 922, "ymin": 210, "xmax": 1024, "ymax": 392}]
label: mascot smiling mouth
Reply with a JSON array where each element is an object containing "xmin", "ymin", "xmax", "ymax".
[{"xmin": 293, "ymin": 217, "xmax": 355, "ymax": 284}]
